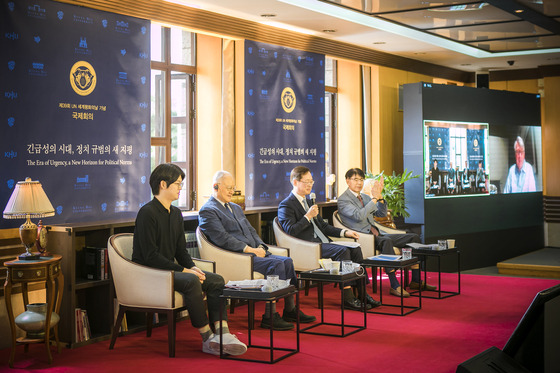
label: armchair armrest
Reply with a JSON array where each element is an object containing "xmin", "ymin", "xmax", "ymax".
[
  {"xmin": 267, "ymin": 245, "xmax": 289, "ymax": 257},
  {"xmin": 193, "ymin": 258, "xmax": 216, "ymax": 273}
]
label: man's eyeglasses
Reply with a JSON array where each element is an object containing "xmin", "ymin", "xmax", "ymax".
[
  {"xmin": 299, "ymin": 180, "xmax": 315, "ymax": 185},
  {"xmin": 172, "ymin": 181, "xmax": 184, "ymax": 189},
  {"xmin": 220, "ymin": 184, "xmax": 236, "ymax": 191},
  {"xmin": 350, "ymin": 178, "xmax": 364, "ymax": 182}
]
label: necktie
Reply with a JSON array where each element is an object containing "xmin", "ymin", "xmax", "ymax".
[
  {"xmin": 225, "ymin": 203, "xmax": 256, "ymax": 246},
  {"xmin": 357, "ymin": 194, "xmax": 364, "ymax": 207},
  {"xmin": 359, "ymin": 195, "xmax": 379, "ymax": 236},
  {"xmin": 303, "ymin": 198, "xmax": 329, "ymax": 243}
]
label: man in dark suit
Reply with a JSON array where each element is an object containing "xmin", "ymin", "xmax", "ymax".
[
  {"xmin": 199, "ymin": 170, "xmax": 316, "ymax": 330},
  {"xmin": 277, "ymin": 166, "xmax": 380, "ymax": 310}
]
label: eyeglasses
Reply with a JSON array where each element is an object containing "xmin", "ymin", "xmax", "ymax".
[
  {"xmin": 220, "ymin": 184, "xmax": 236, "ymax": 191},
  {"xmin": 299, "ymin": 180, "xmax": 314, "ymax": 185},
  {"xmin": 350, "ymin": 178, "xmax": 364, "ymax": 182},
  {"xmin": 171, "ymin": 181, "xmax": 184, "ymax": 189}
]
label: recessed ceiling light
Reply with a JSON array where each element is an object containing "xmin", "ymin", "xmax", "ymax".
[
  {"xmin": 460, "ymin": 63, "xmax": 472, "ymax": 66},
  {"xmin": 373, "ymin": 41, "xmax": 386, "ymax": 45},
  {"xmin": 514, "ymin": 9, "xmax": 524, "ymax": 13},
  {"xmin": 414, "ymin": 52, "xmax": 426, "ymax": 55},
  {"xmin": 322, "ymin": 29, "xmax": 337, "ymax": 33},
  {"xmin": 260, "ymin": 13, "xmax": 277, "ymax": 18}
]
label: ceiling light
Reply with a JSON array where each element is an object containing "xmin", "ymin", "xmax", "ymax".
[
  {"xmin": 514, "ymin": 9, "xmax": 524, "ymax": 13},
  {"xmin": 260, "ymin": 13, "xmax": 277, "ymax": 18},
  {"xmin": 322, "ymin": 29, "xmax": 336, "ymax": 33},
  {"xmin": 373, "ymin": 42, "xmax": 386, "ymax": 45}
]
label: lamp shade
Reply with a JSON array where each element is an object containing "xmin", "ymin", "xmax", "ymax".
[{"xmin": 3, "ymin": 178, "xmax": 55, "ymax": 219}]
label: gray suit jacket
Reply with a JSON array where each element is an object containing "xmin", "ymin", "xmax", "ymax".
[
  {"xmin": 337, "ymin": 188, "xmax": 387, "ymax": 234},
  {"xmin": 198, "ymin": 196, "xmax": 265, "ymax": 253}
]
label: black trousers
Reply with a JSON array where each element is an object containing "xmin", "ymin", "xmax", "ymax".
[
  {"xmin": 376, "ymin": 233, "xmax": 420, "ymax": 255},
  {"xmin": 173, "ymin": 271, "xmax": 226, "ymax": 328},
  {"xmin": 321, "ymin": 243, "xmax": 368, "ymax": 286}
]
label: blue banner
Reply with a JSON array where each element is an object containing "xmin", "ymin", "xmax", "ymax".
[
  {"xmin": 244, "ymin": 40, "xmax": 325, "ymax": 207},
  {"xmin": 467, "ymin": 129, "xmax": 486, "ymax": 169},
  {"xmin": 428, "ymin": 127, "xmax": 449, "ymax": 169},
  {"xmin": 1, "ymin": 0, "xmax": 151, "ymax": 228}
]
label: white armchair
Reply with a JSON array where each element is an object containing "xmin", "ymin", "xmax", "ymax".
[
  {"xmin": 107, "ymin": 233, "xmax": 214, "ymax": 357},
  {"xmin": 195, "ymin": 227, "xmax": 289, "ymax": 284},
  {"xmin": 272, "ymin": 217, "xmax": 321, "ymax": 272}
]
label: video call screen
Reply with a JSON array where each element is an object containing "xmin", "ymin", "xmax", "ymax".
[{"xmin": 424, "ymin": 120, "xmax": 542, "ymax": 199}]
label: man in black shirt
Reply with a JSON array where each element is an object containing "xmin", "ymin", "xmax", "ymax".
[{"xmin": 132, "ymin": 163, "xmax": 246, "ymax": 356}]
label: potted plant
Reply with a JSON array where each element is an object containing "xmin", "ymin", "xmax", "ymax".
[{"xmin": 365, "ymin": 169, "xmax": 418, "ymax": 219}]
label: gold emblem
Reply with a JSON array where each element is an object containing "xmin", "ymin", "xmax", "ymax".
[
  {"xmin": 70, "ymin": 61, "xmax": 96, "ymax": 96},
  {"xmin": 437, "ymin": 137, "xmax": 442, "ymax": 146},
  {"xmin": 474, "ymin": 139, "xmax": 479, "ymax": 147},
  {"xmin": 281, "ymin": 87, "xmax": 296, "ymax": 113}
]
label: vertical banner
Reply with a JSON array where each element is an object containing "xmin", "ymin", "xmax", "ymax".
[
  {"xmin": 467, "ymin": 129, "xmax": 486, "ymax": 169},
  {"xmin": 427, "ymin": 126, "xmax": 449, "ymax": 169},
  {"xmin": 244, "ymin": 40, "xmax": 325, "ymax": 208},
  {"xmin": 1, "ymin": 0, "xmax": 151, "ymax": 228}
]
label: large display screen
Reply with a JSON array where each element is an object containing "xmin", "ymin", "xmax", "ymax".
[{"xmin": 424, "ymin": 120, "xmax": 542, "ymax": 199}]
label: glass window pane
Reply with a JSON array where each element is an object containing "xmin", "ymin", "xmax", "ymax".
[
  {"xmin": 151, "ymin": 24, "xmax": 164, "ymax": 62},
  {"xmin": 325, "ymin": 58, "xmax": 337, "ymax": 87},
  {"xmin": 151, "ymin": 70, "xmax": 165, "ymax": 137},
  {"xmin": 151, "ymin": 146, "xmax": 166, "ymax": 172},
  {"xmin": 170, "ymin": 28, "xmax": 195, "ymax": 66},
  {"xmin": 171, "ymin": 72, "xmax": 189, "ymax": 163}
]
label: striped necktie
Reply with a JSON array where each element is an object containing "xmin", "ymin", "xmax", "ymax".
[{"xmin": 303, "ymin": 198, "xmax": 329, "ymax": 243}]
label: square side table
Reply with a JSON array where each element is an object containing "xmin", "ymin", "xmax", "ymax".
[
  {"xmin": 362, "ymin": 257, "xmax": 421, "ymax": 316},
  {"xmin": 219, "ymin": 285, "xmax": 299, "ymax": 364},
  {"xmin": 409, "ymin": 247, "xmax": 461, "ymax": 299},
  {"xmin": 298, "ymin": 270, "xmax": 367, "ymax": 337}
]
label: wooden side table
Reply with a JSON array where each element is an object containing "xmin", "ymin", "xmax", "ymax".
[{"xmin": 3, "ymin": 255, "xmax": 64, "ymax": 368}]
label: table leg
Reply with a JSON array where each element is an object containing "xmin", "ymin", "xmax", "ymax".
[
  {"xmin": 45, "ymin": 275, "xmax": 56, "ymax": 364},
  {"xmin": 4, "ymin": 279, "xmax": 16, "ymax": 368}
]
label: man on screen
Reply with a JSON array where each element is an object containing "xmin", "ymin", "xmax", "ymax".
[
  {"xmin": 504, "ymin": 136, "xmax": 536, "ymax": 193},
  {"xmin": 198, "ymin": 170, "xmax": 316, "ymax": 331}
]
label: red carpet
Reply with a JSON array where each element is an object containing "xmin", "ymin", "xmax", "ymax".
[{"xmin": 2, "ymin": 273, "xmax": 558, "ymax": 373}]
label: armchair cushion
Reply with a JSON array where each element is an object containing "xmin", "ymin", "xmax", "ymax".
[{"xmin": 273, "ymin": 217, "xmax": 321, "ymax": 271}]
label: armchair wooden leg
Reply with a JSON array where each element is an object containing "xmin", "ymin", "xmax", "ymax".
[
  {"xmin": 109, "ymin": 307, "xmax": 126, "ymax": 350},
  {"xmin": 167, "ymin": 310, "xmax": 176, "ymax": 358},
  {"xmin": 146, "ymin": 312, "xmax": 153, "ymax": 337}
]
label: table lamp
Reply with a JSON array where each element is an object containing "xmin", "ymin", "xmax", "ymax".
[{"xmin": 3, "ymin": 178, "xmax": 55, "ymax": 260}]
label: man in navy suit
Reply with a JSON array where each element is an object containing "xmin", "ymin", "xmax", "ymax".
[
  {"xmin": 199, "ymin": 170, "xmax": 316, "ymax": 330},
  {"xmin": 337, "ymin": 168, "xmax": 434, "ymax": 297},
  {"xmin": 277, "ymin": 166, "xmax": 380, "ymax": 311}
]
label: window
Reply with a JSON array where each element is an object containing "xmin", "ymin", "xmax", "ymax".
[
  {"xmin": 325, "ymin": 58, "xmax": 337, "ymax": 200},
  {"xmin": 150, "ymin": 24, "xmax": 196, "ymax": 209}
]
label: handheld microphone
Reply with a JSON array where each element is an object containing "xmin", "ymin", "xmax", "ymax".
[{"xmin": 309, "ymin": 192, "xmax": 316, "ymax": 206}]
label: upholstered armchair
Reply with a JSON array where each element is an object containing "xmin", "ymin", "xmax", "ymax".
[
  {"xmin": 107, "ymin": 233, "xmax": 215, "ymax": 357},
  {"xmin": 195, "ymin": 227, "xmax": 289, "ymax": 284},
  {"xmin": 272, "ymin": 217, "xmax": 322, "ymax": 272}
]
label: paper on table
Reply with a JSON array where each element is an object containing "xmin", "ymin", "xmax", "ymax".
[
  {"xmin": 406, "ymin": 242, "xmax": 439, "ymax": 250},
  {"xmin": 333, "ymin": 240, "xmax": 361, "ymax": 248},
  {"xmin": 367, "ymin": 254, "xmax": 402, "ymax": 261},
  {"xmin": 225, "ymin": 279, "xmax": 267, "ymax": 289}
]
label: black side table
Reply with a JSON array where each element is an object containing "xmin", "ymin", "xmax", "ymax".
[
  {"xmin": 409, "ymin": 247, "xmax": 461, "ymax": 299},
  {"xmin": 298, "ymin": 269, "xmax": 367, "ymax": 337},
  {"xmin": 219, "ymin": 285, "xmax": 299, "ymax": 364},
  {"xmin": 362, "ymin": 257, "xmax": 421, "ymax": 316}
]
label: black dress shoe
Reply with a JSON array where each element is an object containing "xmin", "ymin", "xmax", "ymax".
[
  {"xmin": 260, "ymin": 312, "xmax": 294, "ymax": 331},
  {"xmin": 343, "ymin": 298, "xmax": 372, "ymax": 311},
  {"xmin": 282, "ymin": 308, "xmax": 316, "ymax": 323},
  {"xmin": 364, "ymin": 294, "xmax": 381, "ymax": 308}
]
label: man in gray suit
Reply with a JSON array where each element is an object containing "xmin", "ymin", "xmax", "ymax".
[
  {"xmin": 337, "ymin": 168, "xmax": 435, "ymax": 297},
  {"xmin": 199, "ymin": 170, "xmax": 315, "ymax": 330}
]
